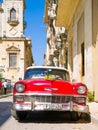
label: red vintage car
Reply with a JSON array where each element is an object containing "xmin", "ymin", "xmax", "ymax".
[{"xmin": 11, "ymin": 66, "xmax": 90, "ymax": 121}]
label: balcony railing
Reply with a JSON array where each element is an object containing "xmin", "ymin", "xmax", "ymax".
[{"xmin": 7, "ymin": 17, "xmax": 19, "ymax": 26}]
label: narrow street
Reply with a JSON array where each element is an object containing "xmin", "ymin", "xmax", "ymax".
[
  {"xmin": 0, "ymin": 96, "xmax": 98, "ymax": 130},
  {"xmin": 0, "ymin": 0, "xmax": 98, "ymax": 129}
]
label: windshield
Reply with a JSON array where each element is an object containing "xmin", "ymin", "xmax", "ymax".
[{"xmin": 24, "ymin": 68, "xmax": 70, "ymax": 81}]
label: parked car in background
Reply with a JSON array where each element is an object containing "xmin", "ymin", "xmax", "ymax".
[
  {"xmin": 0, "ymin": 78, "xmax": 3, "ymax": 94},
  {"xmin": 0, "ymin": 81, "xmax": 2, "ymax": 90},
  {"xmin": 11, "ymin": 66, "xmax": 90, "ymax": 121}
]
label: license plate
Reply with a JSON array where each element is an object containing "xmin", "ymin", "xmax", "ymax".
[
  {"xmin": 45, "ymin": 103, "xmax": 62, "ymax": 110},
  {"xmin": 33, "ymin": 103, "xmax": 62, "ymax": 110}
]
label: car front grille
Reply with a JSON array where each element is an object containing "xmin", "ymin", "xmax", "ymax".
[{"xmin": 24, "ymin": 95, "xmax": 71, "ymax": 103}]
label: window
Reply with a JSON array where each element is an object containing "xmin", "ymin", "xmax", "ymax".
[
  {"xmin": 77, "ymin": 13, "xmax": 85, "ymax": 77},
  {"xmin": 92, "ymin": 0, "xmax": 98, "ymax": 45},
  {"xmin": 10, "ymin": 8, "xmax": 16, "ymax": 21},
  {"xmin": 9, "ymin": 53, "xmax": 17, "ymax": 68},
  {"xmin": 24, "ymin": 68, "xmax": 70, "ymax": 81},
  {"xmin": 81, "ymin": 43, "xmax": 85, "ymax": 76}
]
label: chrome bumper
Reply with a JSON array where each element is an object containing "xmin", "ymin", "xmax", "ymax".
[{"xmin": 11, "ymin": 102, "xmax": 89, "ymax": 113}]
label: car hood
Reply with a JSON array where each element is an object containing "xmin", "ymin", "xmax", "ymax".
[{"xmin": 22, "ymin": 79, "xmax": 73, "ymax": 95}]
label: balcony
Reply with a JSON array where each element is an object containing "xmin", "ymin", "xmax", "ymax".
[
  {"xmin": 59, "ymin": 27, "xmax": 65, "ymax": 34},
  {"xmin": 56, "ymin": 0, "xmax": 79, "ymax": 29},
  {"xmin": 54, "ymin": 49, "xmax": 59, "ymax": 56},
  {"xmin": 7, "ymin": 17, "xmax": 19, "ymax": 26},
  {"xmin": 49, "ymin": 47, "xmax": 54, "ymax": 55},
  {"xmin": 48, "ymin": 3, "xmax": 57, "ymax": 19},
  {"xmin": 0, "ymin": 5, "xmax": 3, "ymax": 12}
]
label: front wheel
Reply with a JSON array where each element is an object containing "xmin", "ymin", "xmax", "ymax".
[
  {"xmin": 16, "ymin": 111, "xmax": 28, "ymax": 121},
  {"xmin": 70, "ymin": 112, "xmax": 81, "ymax": 121}
]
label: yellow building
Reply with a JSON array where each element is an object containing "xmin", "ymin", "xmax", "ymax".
[
  {"xmin": 0, "ymin": 0, "xmax": 33, "ymax": 84},
  {"xmin": 56, "ymin": 0, "xmax": 98, "ymax": 101}
]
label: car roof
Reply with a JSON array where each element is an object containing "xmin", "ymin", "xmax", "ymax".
[{"xmin": 26, "ymin": 66, "xmax": 69, "ymax": 72}]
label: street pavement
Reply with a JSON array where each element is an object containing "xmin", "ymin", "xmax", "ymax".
[{"xmin": 0, "ymin": 93, "xmax": 98, "ymax": 125}]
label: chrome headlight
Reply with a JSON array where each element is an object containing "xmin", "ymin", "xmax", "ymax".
[
  {"xmin": 16, "ymin": 83, "xmax": 25, "ymax": 93},
  {"xmin": 77, "ymin": 86, "xmax": 86, "ymax": 94}
]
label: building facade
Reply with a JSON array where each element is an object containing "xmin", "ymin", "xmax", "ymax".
[
  {"xmin": 0, "ymin": 0, "xmax": 33, "ymax": 84},
  {"xmin": 55, "ymin": 0, "xmax": 98, "ymax": 101}
]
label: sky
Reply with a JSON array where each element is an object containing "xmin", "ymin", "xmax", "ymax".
[{"xmin": 25, "ymin": 0, "xmax": 46, "ymax": 66}]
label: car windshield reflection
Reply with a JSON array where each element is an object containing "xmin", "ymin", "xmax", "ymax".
[{"xmin": 24, "ymin": 68, "xmax": 70, "ymax": 81}]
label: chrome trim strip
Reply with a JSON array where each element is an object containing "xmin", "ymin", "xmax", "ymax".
[
  {"xmin": 12, "ymin": 103, "xmax": 31, "ymax": 111},
  {"xmin": 14, "ymin": 93, "xmax": 87, "ymax": 98},
  {"xmin": 44, "ymin": 88, "xmax": 58, "ymax": 91},
  {"xmin": 73, "ymin": 104, "xmax": 89, "ymax": 113}
]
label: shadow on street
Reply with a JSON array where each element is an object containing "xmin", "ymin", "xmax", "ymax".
[
  {"xmin": 0, "ymin": 102, "xmax": 12, "ymax": 126},
  {"xmin": 19, "ymin": 111, "xmax": 91, "ymax": 124}
]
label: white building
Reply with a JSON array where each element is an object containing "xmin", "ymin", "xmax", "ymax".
[{"xmin": 0, "ymin": 0, "xmax": 33, "ymax": 84}]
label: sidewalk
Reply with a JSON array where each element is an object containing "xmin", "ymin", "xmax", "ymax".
[
  {"xmin": 0, "ymin": 93, "xmax": 12, "ymax": 99},
  {"xmin": 88, "ymin": 102, "xmax": 98, "ymax": 125}
]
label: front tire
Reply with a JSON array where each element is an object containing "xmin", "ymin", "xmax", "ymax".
[
  {"xmin": 70, "ymin": 112, "xmax": 81, "ymax": 121},
  {"xmin": 16, "ymin": 111, "xmax": 28, "ymax": 121}
]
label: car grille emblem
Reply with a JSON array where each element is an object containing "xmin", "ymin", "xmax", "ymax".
[{"xmin": 44, "ymin": 88, "xmax": 58, "ymax": 91}]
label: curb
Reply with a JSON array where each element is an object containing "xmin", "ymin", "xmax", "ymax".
[
  {"xmin": 91, "ymin": 116, "xmax": 98, "ymax": 126},
  {"xmin": 88, "ymin": 102, "xmax": 98, "ymax": 126},
  {"xmin": 0, "ymin": 93, "xmax": 12, "ymax": 99}
]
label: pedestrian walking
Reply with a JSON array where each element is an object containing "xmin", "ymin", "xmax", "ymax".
[{"xmin": 2, "ymin": 79, "xmax": 8, "ymax": 95}]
